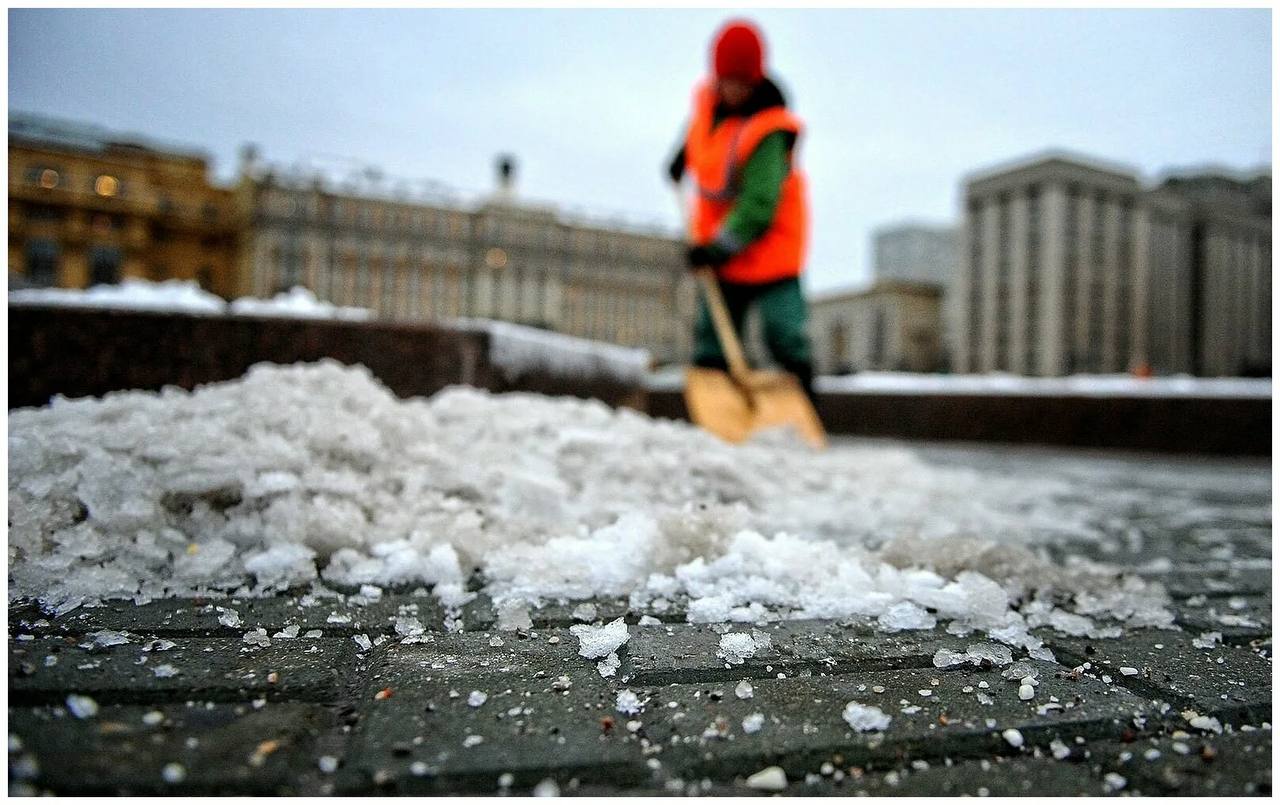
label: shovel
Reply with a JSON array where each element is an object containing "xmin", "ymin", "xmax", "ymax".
[{"xmin": 675, "ymin": 192, "xmax": 827, "ymax": 449}]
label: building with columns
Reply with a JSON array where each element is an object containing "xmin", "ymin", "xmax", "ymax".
[
  {"xmin": 236, "ymin": 152, "xmax": 695, "ymax": 365},
  {"xmin": 956, "ymin": 152, "xmax": 1270, "ymax": 377}
]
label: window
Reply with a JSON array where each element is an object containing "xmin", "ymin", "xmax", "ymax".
[
  {"xmin": 89, "ymin": 245, "xmax": 122, "ymax": 285},
  {"xmin": 25, "ymin": 239, "xmax": 59, "ymax": 287},
  {"xmin": 94, "ymin": 175, "xmax": 120, "ymax": 197}
]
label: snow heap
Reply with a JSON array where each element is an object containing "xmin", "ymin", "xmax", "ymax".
[
  {"xmin": 10, "ymin": 279, "xmax": 225, "ymax": 314},
  {"xmin": 9, "ymin": 362, "xmax": 1176, "ymax": 647},
  {"xmin": 229, "ymin": 287, "xmax": 372, "ymax": 321}
]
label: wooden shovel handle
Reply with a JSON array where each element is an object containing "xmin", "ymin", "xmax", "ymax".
[
  {"xmin": 673, "ymin": 184, "xmax": 753, "ymax": 383},
  {"xmin": 695, "ymin": 267, "xmax": 751, "ymax": 382}
]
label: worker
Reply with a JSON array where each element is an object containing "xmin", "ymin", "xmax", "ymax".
[{"xmin": 668, "ymin": 18, "xmax": 815, "ymax": 401}]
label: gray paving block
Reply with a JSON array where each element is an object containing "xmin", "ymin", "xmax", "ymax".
[
  {"xmin": 9, "ymin": 636, "xmax": 358, "ymax": 705},
  {"xmin": 1041, "ymin": 629, "xmax": 1272, "ymax": 726},
  {"xmin": 7, "ymin": 702, "xmax": 335, "ymax": 795},
  {"xmin": 1085, "ymin": 731, "xmax": 1273, "ymax": 796},
  {"xmin": 339, "ymin": 633, "xmax": 647, "ymax": 793},
  {"xmin": 624, "ymin": 659, "xmax": 1153, "ymax": 782},
  {"xmin": 1174, "ymin": 592, "xmax": 1272, "ymax": 643},
  {"xmin": 625, "ymin": 621, "xmax": 952, "ymax": 686}
]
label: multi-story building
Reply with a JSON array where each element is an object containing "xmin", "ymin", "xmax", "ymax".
[
  {"xmin": 956, "ymin": 151, "xmax": 1271, "ymax": 377},
  {"xmin": 237, "ymin": 151, "xmax": 695, "ymax": 364},
  {"xmin": 8, "ymin": 113, "xmax": 240, "ymax": 297},
  {"xmin": 808, "ymin": 280, "xmax": 943, "ymax": 374},
  {"xmin": 871, "ymin": 222, "xmax": 959, "ymax": 366},
  {"xmin": 871, "ymin": 224, "xmax": 959, "ymax": 286}
]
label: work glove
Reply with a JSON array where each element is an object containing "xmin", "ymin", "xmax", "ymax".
[{"xmin": 686, "ymin": 244, "xmax": 730, "ymax": 271}]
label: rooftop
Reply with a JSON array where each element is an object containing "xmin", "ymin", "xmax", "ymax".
[{"xmin": 9, "ymin": 111, "xmax": 211, "ymax": 165}]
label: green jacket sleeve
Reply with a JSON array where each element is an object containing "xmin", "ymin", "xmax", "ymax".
[{"xmin": 711, "ymin": 130, "xmax": 789, "ymax": 256}]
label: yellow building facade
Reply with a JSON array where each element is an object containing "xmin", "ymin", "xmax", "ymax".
[{"xmin": 8, "ymin": 114, "xmax": 240, "ymax": 297}]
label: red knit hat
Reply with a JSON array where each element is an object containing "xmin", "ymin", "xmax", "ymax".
[{"xmin": 711, "ymin": 19, "xmax": 765, "ymax": 84}]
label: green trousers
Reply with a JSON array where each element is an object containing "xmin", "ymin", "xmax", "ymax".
[{"xmin": 693, "ymin": 276, "xmax": 812, "ymax": 374}]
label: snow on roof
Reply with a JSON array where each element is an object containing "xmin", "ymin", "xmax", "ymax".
[{"xmin": 10, "ymin": 362, "xmax": 1178, "ymax": 650}]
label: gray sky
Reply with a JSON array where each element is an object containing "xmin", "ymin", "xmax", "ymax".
[{"xmin": 8, "ymin": 8, "xmax": 1271, "ymax": 293}]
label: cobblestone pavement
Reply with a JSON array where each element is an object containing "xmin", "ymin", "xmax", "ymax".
[{"xmin": 8, "ymin": 443, "xmax": 1272, "ymax": 796}]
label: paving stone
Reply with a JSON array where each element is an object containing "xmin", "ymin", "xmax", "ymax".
[
  {"xmin": 339, "ymin": 631, "xmax": 646, "ymax": 793},
  {"xmin": 9, "ymin": 636, "xmax": 358, "ymax": 705},
  {"xmin": 1174, "ymin": 592, "xmax": 1272, "ymax": 642},
  {"xmin": 622, "ymin": 659, "xmax": 1152, "ymax": 782},
  {"xmin": 1085, "ymin": 731, "xmax": 1272, "ymax": 796},
  {"xmin": 624, "ymin": 621, "xmax": 952, "ymax": 686},
  {"xmin": 1157, "ymin": 564, "xmax": 1273, "ymax": 598},
  {"xmin": 7, "ymin": 701, "xmax": 335, "ymax": 795},
  {"xmin": 1041, "ymin": 628, "xmax": 1272, "ymax": 726}
]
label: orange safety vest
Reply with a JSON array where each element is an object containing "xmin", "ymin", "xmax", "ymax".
[{"xmin": 684, "ymin": 81, "xmax": 809, "ymax": 285}]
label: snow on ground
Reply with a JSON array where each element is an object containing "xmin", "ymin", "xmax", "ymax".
[
  {"xmin": 10, "ymin": 280, "xmax": 375, "ymax": 321},
  {"xmin": 9, "ymin": 361, "xmax": 1176, "ymax": 651},
  {"xmin": 8, "ymin": 279, "xmax": 226, "ymax": 314},
  {"xmin": 450, "ymin": 318, "xmax": 651, "ymax": 383},
  {"xmin": 645, "ymin": 368, "xmax": 1270, "ymax": 398},
  {"xmin": 814, "ymin": 372, "xmax": 1271, "ymax": 398}
]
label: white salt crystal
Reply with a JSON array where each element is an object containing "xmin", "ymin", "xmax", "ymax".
[
  {"xmin": 569, "ymin": 618, "xmax": 629, "ymax": 660},
  {"xmin": 1018, "ymin": 684, "xmax": 1035, "ymax": 701},
  {"xmin": 597, "ymin": 652, "xmax": 621, "ymax": 678},
  {"xmin": 745, "ymin": 766, "xmax": 787, "ymax": 791},
  {"xmin": 152, "ymin": 664, "xmax": 179, "ymax": 678},
  {"xmin": 86, "ymin": 629, "xmax": 131, "ymax": 648},
  {"xmin": 742, "ymin": 713, "xmax": 766, "ymax": 734},
  {"xmin": 318, "ymin": 756, "xmax": 339, "ymax": 773},
  {"xmin": 615, "ymin": 689, "xmax": 643, "ymax": 715},
  {"xmin": 1002, "ymin": 728, "xmax": 1024, "ymax": 748},
  {"xmin": 217, "ymin": 609, "xmax": 242, "ymax": 628},
  {"xmin": 65, "ymin": 694, "xmax": 99, "ymax": 719},
  {"xmin": 571, "ymin": 603, "xmax": 598, "ymax": 622},
  {"xmin": 161, "ymin": 762, "xmax": 187, "ymax": 784},
  {"xmin": 735, "ymin": 680, "xmax": 754, "ymax": 700},
  {"xmin": 467, "ymin": 690, "xmax": 488, "ymax": 708},
  {"xmin": 533, "ymin": 778, "xmax": 560, "ymax": 797},
  {"xmin": 353, "ymin": 634, "xmax": 373, "ymax": 651},
  {"xmin": 1103, "ymin": 772, "xmax": 1126, "ymax": 792},
  {"xmin": 841, "ymin": 701, "xmax": 891, "ymax": 732}
]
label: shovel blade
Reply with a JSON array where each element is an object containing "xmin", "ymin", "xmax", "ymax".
[{"xmin": 683, "ymin": 366, "xmax": 827, "ymax": 449}]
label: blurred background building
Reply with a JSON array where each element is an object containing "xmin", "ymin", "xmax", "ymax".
[
  {"xmin": 10, "ymin": 114, "xmax": 694, "ymax": 365},
  {"xmin": 808, "ymin": 280, "xmax": 943, "ymax": 374},
  {"xmin": 955, "ymin": 152, "xmax": 1271, "ymax": 378},
  {"xmin": 8, "ymin": 113, "xmax": 239, "ymax": 297}
]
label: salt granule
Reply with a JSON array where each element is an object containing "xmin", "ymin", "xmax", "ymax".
[
  {"xmin": 570, "ymin": 618, "xmax": 629, "ymax": 660},
  {"xmin": 841, "ymin": 701, "xmax": 891, "ymax": 732}
]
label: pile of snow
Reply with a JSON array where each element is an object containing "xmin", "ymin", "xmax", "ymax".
[
  {"xmin": 9, "ymin": 279, "xmax": 225, "ymax": 314},
  {"xmin": 452, "ymin": 318, "xmax": 650, "ymax": 383},
  {"xmin": 8, "ymin": 361, "xmax": 1176, "ymax": 648},
  {"xmin": 229, "ymin": 287, "xmax": 372, "ymax": 321},
  {"xmin": 813, "ymin": 371, "xmax": 1270, "ymax": 399}
]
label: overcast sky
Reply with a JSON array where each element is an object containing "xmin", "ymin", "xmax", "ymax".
[{"xmin": 8, "ymin": 8, "xmax": 1271, "ymax": 292}]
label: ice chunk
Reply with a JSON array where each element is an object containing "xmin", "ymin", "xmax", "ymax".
[
  {"xmin": 597, "ymin": 652, "xmax": 621, "ymax": 678},
  {"xmin": 718, "ymin": 632, "xmax": 758, "ymax": 665},
  {"xmin": 353, "ymin": 634, "xmax": 373, "ymax": 652},
  {"xmin": 496, "ymin": 600, "xmax": 533, "ymax": 632},
  {"xmin": 615, "ymin": 689, "xmax": 644, "ymax": 715},
  {"xmin": 745, "ymin": 766, "xmax": 787, "ymax": 791},
  {"xmin": 932, "ymin": 648, "xmax": 969, "ymax": 668},
  {"xmin": 571, "ymin": 602, "xmax": 598, "ymax": 622},
  {"xmin": 243, "ymin": 628, "xmax": 271, "ymax": 648},
  {"xmin": 877, "ymin": 602, "xmax": 936, "ymax": 632},
  {"xmin": 86, "ymin": 629, "xmax": 131, "ymax": 649},
  {"xmin": 152, "ymin": 664, "xmax": 179, "ymax": 678},
  {"xmin": 65, "ymin": 694, "xmax": 99, "ymax": 719},
  {"xmin": 841, "ymin": 701, "xmax": 891, "ymax": 732},
  {"xmin": 569, "ymin": 617, "xmax": 629, "ymax": 660},
  {"xmin": 217, "ymin": 608, "xmax": 242, "ymax": 628},
  {"xmin": 1192, "ymin": 631, "xmax": 1222, "ymax": 650}
]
